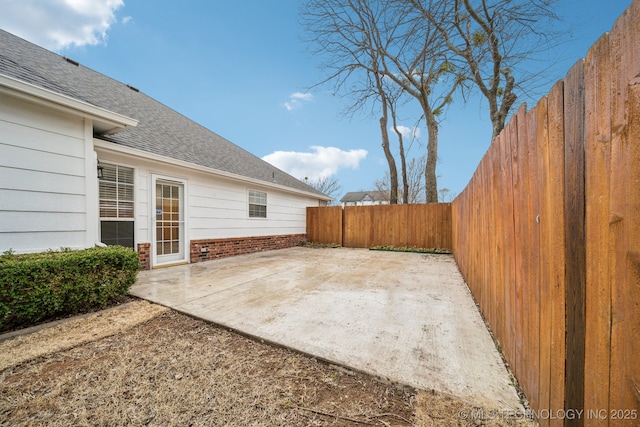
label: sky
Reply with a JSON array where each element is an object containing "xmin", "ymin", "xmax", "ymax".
[{"xmin": 0, "ymin": 0, "xmax": 633, "ymax": 202}]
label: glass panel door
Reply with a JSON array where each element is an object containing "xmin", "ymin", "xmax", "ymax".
[{"xmin": 155, "ymin": 180, "xmax": 185, "ymax": 264}]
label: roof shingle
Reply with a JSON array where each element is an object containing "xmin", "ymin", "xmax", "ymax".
[
  {"xmin": 340, "ymin": 191, "xmax": 390, "ymax": 203},
  {"xmin": 0, "ymin": 30, "xmax": 326, "ymax": 197}
]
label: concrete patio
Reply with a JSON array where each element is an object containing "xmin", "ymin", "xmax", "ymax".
[{"xmin": 130, "ymin": 247, "xmax": 522, "ymax": 410}]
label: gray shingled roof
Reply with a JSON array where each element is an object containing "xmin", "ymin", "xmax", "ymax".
[
  {"xmin": 0, "ymin": 30, "xmax": 327, "ymax": 198},
  {"xmin": 340, "ymin": 191, "xmax": 390, "ymax": 203}
]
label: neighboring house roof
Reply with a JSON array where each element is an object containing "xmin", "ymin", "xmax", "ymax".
[
  {"xmin": 340, "ymin": 191, "xmax": 390, "ymax": 203},
  {"xmin": 0, "ymin": 30, "xmax": 328, "ymax": 198}
]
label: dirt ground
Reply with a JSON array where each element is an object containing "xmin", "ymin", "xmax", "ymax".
[{"xmin": 0, "ymin": 300, "xmax": 538, "ymax": 426}]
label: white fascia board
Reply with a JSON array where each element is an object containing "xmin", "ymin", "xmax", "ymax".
[
  {"xmin": 0, "ymin": 73, "xmax": 138, "ymax": 132},
  {"xmin": 94, "ymin": 139, "xmax": 332, "ymax": 201}
]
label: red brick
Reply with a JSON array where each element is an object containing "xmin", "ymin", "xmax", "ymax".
[
  {"xmin": 137, "ymin": 243, "xmax": 151, "ymax": 270},
  {"xmin": 189, "ymin": 234, "xmax": 306, "ymax": 263}
]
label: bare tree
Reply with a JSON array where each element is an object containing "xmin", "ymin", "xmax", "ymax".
[
  {"xmin": 388, "ymin": 94, "xmax": 409, "ymax": 204},
  {"xmin": 303, "ymin": 176, "xmax": 342, "ymax": 203},
  {"xmin": 405, "ymin": 156, "xmax": 427, "ymax": 203},
  {"xmin": 374, "ymin": 156, "xmax": 426, "ymax": 203},
  {"xmin": 374, "ymin": 0, "xmax": 462, "ymax": 202},
  {"xmin": 406, "ymin": 0, "xmax": 560, "ymax": 139},
  {"xmin": 438, "ymin": 187, "xmax": 457, "ymax": 202},
  {"xmin": 376, "ymin": 69, "xmax": 400, "ymax": 203},
  {"xmin": 302, "ymin": 0, "xmax": 461, "ymax": 203},
  {"xmin": 302, "ymin": 0, "xmax": 401, "ymax": 203}
]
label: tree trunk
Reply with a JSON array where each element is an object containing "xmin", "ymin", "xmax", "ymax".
[
  {"xmin": 399, "ymin": 136, "xmax": 409, "ymax": 204},
  {"xmin": 391, "ymin": 109, "xmax": 409, "ymax": 204},
  {"xmin": 424, "ymin": 111, "xmax": 438, "ymax": 203},
  {"xmin": 491, "ymin": 88, "xmax": 517, "ymax": 140},
  {"xmin": 379, "ymin": 113, "xmax": 399, "ymax": 204}
]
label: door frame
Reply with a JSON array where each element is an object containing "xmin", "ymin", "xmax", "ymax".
[{"xmin": 151, "ymin": 174, "xmax": 189, "ymax": 268}]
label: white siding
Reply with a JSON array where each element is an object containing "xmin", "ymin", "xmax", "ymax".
[
  {"xmin": 96, "ymin": 148, "xmax": 320, "ymax": 246},
  {"xmin": 0, "ymin": 87, "xmax": 321, "ymax": 255},
  {"xmin": 0, "ymin": 93, "xmax": 90, "ymax": 253},
  {"xmin": 187, "ymin": 174, "xmax": 315, "ymax": 239}
]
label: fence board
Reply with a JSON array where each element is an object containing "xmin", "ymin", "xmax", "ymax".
[
  {"xmin": 485, "ymin": 131, "xmax": 499, "ymax": 358},
  {"xmin": 563, "ymin": 60, "xmax": 585, "ymax": 426},
  {"xmin": 545, "ymin": 76, "xmax": 569, "ymax": 427},
  {"xmin": 503, "ymin": 116, "xmax": 518, "ymax": 375},
  {"xmin": 511, "ymin": 104, "xmax": 527, "ymax": 392},
  {"xmin": 536, "ymin": 92, "xmax": 552, "ymax": 427},
  {"xmin": 408, "ymin": 204, "xmax": 424, "ymax": 248},
  {"xmin": 524, "ymin": 105, "xmax": 541, "ymax": 414},
  {"xmin": 608, "ymin": 0, "xmax": 640, "ymax": 417},
  {"xmin": 584, "ymin": 32, "xmax": 613, "ymax": 426},
  {"xmin": 617, "ymin": 69, "xmax": 640, "ymax": 423}
]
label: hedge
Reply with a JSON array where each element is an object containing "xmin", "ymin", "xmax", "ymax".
[{"xmin": 0, "ymin": 246, "xmax": 141, "ymax": 329}]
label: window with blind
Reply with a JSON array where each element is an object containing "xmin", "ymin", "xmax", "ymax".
[
  {"xmin": 99, "ymin": 163, "xmax": 135, "ymax": 248},
  {"xmin": 248, "ymin": 189, "xmax": 267, "ymax": 218}
]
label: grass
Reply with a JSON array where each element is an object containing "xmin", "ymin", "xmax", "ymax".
[
  {"xmin": 0, "ymin": 300, "xmax": 537, "ymax": 426},
  {"xmin": 369, "ymin": 245, "xmax": 452, "ymax": 254},
  {"xmin": 303, "ymin": 242, "xmax": 342, "ymax": 249}
]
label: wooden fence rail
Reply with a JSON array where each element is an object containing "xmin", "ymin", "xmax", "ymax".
[{"xmin": 452, "ymin": 1, "xmax": 639, "ymax": 426}]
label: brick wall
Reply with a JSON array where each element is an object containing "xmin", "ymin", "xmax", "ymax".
[
  {"xmin": 137, "ymin": 242, "xmax": 151, "ymax": 270},
  {"xmin": 190, "ymin": 234, "xmax": 306, "ymax": 263}
]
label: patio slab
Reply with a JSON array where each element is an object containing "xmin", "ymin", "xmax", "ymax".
[{"xmin": 130, "ymin": 247, "xmax": 522, "ymax": 410}]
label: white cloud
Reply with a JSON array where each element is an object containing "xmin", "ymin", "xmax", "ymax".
[
  {"xmin": 283, "ymin": 92, "xmax": 313, "ymax": 111},
  {"xmin": 393, "ymin": 125, "xmax": 421, "ymax": 140},
  {"xmin": 122, "ymin": 16, "xmax": 132, "ymax": 25},
  {"xmin": 262, "ymin": 146, "xmax": 368, "ymax": 180},
  {"xmin": 0, "ymin": 0, "xmax": 125, "ymax": 51}
]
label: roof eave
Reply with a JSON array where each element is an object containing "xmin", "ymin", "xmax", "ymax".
[
  {"xmin": 0, "ymin": 73, "xmax": 138, "ymax": 133},
  {"xmin": 94, "ymin": 139, "xmax": 332, "ymax": 201}
]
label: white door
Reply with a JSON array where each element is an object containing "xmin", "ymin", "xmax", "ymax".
[{"xmin": 153, "ymin": 178, "xmax": 186, "ymax": 265}]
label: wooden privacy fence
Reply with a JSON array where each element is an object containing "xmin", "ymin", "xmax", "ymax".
[
  {"xmin": 307, "ymin": 206, "xmax": 343, "ymax": 245},
  {"xmin": 306, "ymin": 3, "xmax": 639, "ymax": 424},
  {"xmin": 452, "ymin": 2, "xmax": 639, "ymax": 426},
  {"xmin": 307, "ymin": 203, "xmax": 451, "ymax": 249}
]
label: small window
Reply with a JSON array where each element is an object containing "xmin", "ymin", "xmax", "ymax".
[{"xmin": 248, "ymin": 190, "xmax": 267, "ymax": 218}]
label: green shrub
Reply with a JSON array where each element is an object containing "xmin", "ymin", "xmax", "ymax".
[{"xmin": 0, "ymin": 246, "xmax": 141, "ymax": 329}]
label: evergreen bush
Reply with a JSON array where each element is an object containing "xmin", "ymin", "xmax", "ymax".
[{"xmin": 0, "ymin": 246, "xmax": 141, "ymax": 330}]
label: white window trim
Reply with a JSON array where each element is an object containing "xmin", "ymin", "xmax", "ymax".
[
  {"xmin": 247, "ymin": 189, "xmax": 267, "ymax": 219},
  {"xmin": 98, "ymin": 162, "xmax": 136, "ymax": 221},
  {"xmin": 98, "ymin": 162, "xmax": 136, "ymax": 248}
]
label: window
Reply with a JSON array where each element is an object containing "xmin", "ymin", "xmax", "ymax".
[
  {"xmin": 248, "ymin": 190, "xmax": 267, "ymax": 218},
  {"xmin": 99, "ymin": 163, "xmax": 135, "ymax": 248},
  {"xmin": 100, "ymin": 221, "xmax": 134, "ymax": 248}
]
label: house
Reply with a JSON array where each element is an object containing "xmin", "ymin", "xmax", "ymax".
[
  {"xmin": 339, "ymin": 191, "xmax": 390, "ymax": 207},
  {"xmin": 0, "ymin": 30, "xmax": 330, "ymax": 269}
]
